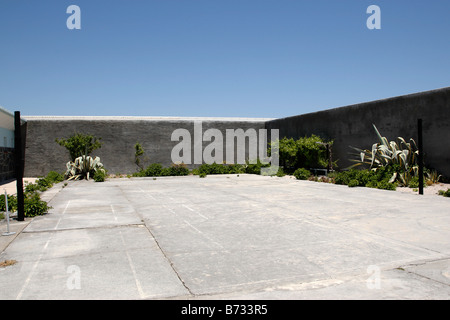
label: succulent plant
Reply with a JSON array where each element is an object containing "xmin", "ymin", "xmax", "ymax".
[
  {"xmin": 350, "ymin": 124, "xmax": 418, "ymax": 171},
  {"xmin": 349, "ymin": 124, "xmax": 419, "ymax": 186},
  {"xmin": 65, "ymin": 155, "xmax": 106, "ymax": 181}
]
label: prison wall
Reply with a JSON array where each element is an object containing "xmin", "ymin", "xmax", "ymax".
[
  {"xmin": 265, "ymin": 87, "xmax": 450, "ymax": 179},
  {"xmin": 23, "ymin": 117, "xmax": 270, "ymax": 177}
]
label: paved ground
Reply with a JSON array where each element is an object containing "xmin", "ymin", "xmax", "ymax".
[{"xmin": 0, "ymin": 174, "xmax": 449, "ymax": 300}]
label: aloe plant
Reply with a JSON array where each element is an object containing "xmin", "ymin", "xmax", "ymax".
[{"xmin": 65, "ymin": 155, "xmax": 106, "ymax": 180}]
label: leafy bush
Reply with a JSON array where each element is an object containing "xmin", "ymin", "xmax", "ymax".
[
  {"xmin": 275, "ymin": 167, "xmax": 286, "ymax": 177},
  {"xmin": 36, "ymin": 176, "xmax": 53, "ymax": 190},
  {"xmin": 407, "ymin": 176, "xmax": 420, "ymax": 189},
  {"xmin": 56, "ymin": 133, "xmax": 102, "ymax": 161},
  {"xmin": 25, "ymin": 171, "xmax": 65, "ymax": 193},
  {"xmin": 0, "ymin": 170, "xmax": 62, "ymax": 217},
  {"xmin": 348, "ymin": 179, "xmax": 360, "ymax": 188},
  {"xmin": 133, "ymin": 163, "xmax": 189, "ymax": 177},
  {"xmin": 228, "ymin": 164, "xmax": 247, "ymax": 174},
  {"xmin": 376, "ymin": 180, "xmax": 397, "ymax": 191},
  {"xmin": 272, "ymin": 135, "xmax": 333, "ymax": 174},
  {"xmin": 24, "ymin": 182, "xmax": 40, "ymax": 193},
  {"xmin": 131, "ymin": 170, "xmax": 146, "ymax": 177},
  {"xmin": 23, "ymin": 193, "xmax": 52, "ymax": 217},
  {"xmin": 46, "ymin": 171, "xmax": 65, "ymax": 184},
  {"xmin": 0, "ymin": 194, "xmax": 17, "ymax": 212},
  {"xmin": 293, "ymin": 168, "xmax": 311, "ymax": 180},
  {"xmin": 1, "ymin": 186, "xmax": 52, "ymax": 218},
  {"xmin": 197, "ymin": 163, "xmax": 229, "ymax": 175},
  {"xmin": 193, "ymin": 163, "xmax": 246, "ymax": 175},
  {"xmin": 244, "ymin": 159, "xmax": 270, "ymax": 175},
  {"xmin": 438, "ymin": 189, "xmax": 450, "ymax": 197},
  {"xmin": 144, "ymin": 163, "xmax": 163, "ymax": 177},
  {"xmin": 93, "ymin": 169, "xmax": 107, "ymax": 182},
  {"xmin": 161, "ymin": 163, "xmax": 190, "ymax": 176},
  {"xmin": 331, "ymin": 168, "xmax": 396, "ymax": 191}
]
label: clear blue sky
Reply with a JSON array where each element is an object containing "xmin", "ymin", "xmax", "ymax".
[{"xmin": 0, "ymin": 0, "xmax": 449, "ymax": 118}]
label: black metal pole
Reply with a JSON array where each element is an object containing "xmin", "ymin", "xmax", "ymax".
[
  {"xmin": 14, "ymin": 111, "xmax": 25, "ymax": 221},
  {"xmin": 418, "ymin": 119, "xmax": 424, "ymax": 195}
]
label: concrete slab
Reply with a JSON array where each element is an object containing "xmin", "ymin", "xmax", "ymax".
[{"xmin": 1, "ymin": 174, "xmax": 449, "ymax": 300}]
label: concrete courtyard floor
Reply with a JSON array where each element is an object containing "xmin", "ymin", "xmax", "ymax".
[{"xmin": 0, "ymin": 174, "xmax": 449, "ymax": 300}]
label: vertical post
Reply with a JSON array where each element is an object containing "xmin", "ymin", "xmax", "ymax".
[
  {"xmin": 418, "ymin": 119, "xmax": 424, "ymax": 195},
  {"xmin": 14, "ymin": 111, "xmax": 25, "ymax": 221},
  {"xmin": 2, "ymin": 190, "xmax": 15, "ymax": 236}
]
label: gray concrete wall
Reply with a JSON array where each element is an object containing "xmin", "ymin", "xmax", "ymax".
[
  {"xmin": 23, "ymin": 116, "xmax": 271, "ymax": 177},
  {"xmin": 265, "ymin": 87, "xmax": 450, "ymax": 180},
  {"xmin": 23, "ymin": 87, "xmax": 450, "ymax": 180}
]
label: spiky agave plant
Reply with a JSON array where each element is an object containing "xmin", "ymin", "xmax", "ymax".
[
  {"xmin": 65, "ymin": 155, "xmax": 106, "ymax": 181},
  {"xmin": 349, "ymin": 124, "xmax": 419, "ymax": 186}
]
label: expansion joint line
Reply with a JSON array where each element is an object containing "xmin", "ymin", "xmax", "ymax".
[
  {"xmin": 117, "ymin": 184, "xmax": 194, "ymax": 297},
  {"xmin": 143, "ymin": 223, "xmax": 195, "ymax": 297}
]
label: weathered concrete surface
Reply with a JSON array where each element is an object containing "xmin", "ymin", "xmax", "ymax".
[
  {"xmin": 23, "ymin": 116, "xmax": 271, "ymax": 177},
  {"xmin": 266, "ymin": 87, "xmax": 450, "ymax": 180},
  {"xmin": 1, "ymin": 175, "xmax": 449, "ymax": 300}
]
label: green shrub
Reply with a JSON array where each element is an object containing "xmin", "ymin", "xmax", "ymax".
[
  {"xmin": 194, "ymin": 163, "xmax": 246, "ymax": 175},
  {"xmin": 376, "ymin": 180, "xmax": 397, "ymax": 191},
  {"xmin": 331, "ymin": 168, "xmax": 396, "ymax": 191},
  {"xmin": 348, "ymin": 179, "xmax": 360, "ymax": 188},
  {"xmin": 408, "ymin": 176, "xmax": 420, "ymax": 188},
  {"xmin": 276, "ymin": 167, "xmax": 286, "ymax": 177},
  {"xmin": 0, "ymin": 171, "xmax": 61, "ymax": 218},
  {"xmin": 438, "ymin": 189, "xmax": 450, "ymax": 197},
  {"xmin": 24, "ymin": 182, "xmax": 40, "ymax": 193},
  {"xmin": 273, "ymin": 135, "xmax": 334, "ymax": 174},
  {"xmin": 36, "ymin": 177, "xmax": 53, "ymax": 190},
  {"xmin": 131, "ymin": 171, "xmax": 146, "ymax": 177},
  {"xmin": 25, "ymin": 171, "xmax": 65, "ymax": 193},
  {"xmin": 93, "ymin": 169, "xmax": 107, "ymax": 182},
  {"xmin": 23, "ymin": 193, "xmax": 52, "ymax": 217},
  {"xmin": 0, "ymin": 194, "xmax": 17, "ymax": 212},
  {"xmin": 56, "ymin": 133, "xmax": 102, "ymax": 161},
  {"xmin": 1, "ymin": 193, "xmax": 51, "ymax": 217},
  {"xmin": 46, "ymin": 171, "xmax": 64, "ymax": 184},
  {"xmin": 244, "ymin": 159, "xmax": 269, "ymax": 175},
  {"xmin": 144, "ymin": 163, "xmax": 163, "ymax": 177},
  {"xmin": 162, "ymin": 163, "xmax": 190, "ymax": 176},
  {"xmin": 227, "ymin": 164, "xmax": 246, "ymax": 174},
  {"xmin": 293, "ymin": 168, "xmax": 311, "ymax": 180},
  {"xmin": 198, "ymin": 163, "xmax": 228, "ymax": 175}
]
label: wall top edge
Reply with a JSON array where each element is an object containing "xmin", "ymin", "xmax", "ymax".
[
  {"xmin": 23, "ymin": 116, "xmax": 275, "ymax": 122},
  {"xmin": 267, "ymin": 86, "xmax": 450, "ymax": 123}
]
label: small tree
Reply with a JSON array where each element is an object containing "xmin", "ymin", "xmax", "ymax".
[
  {"xmin": 134, "ymin": 142, "xmax": 146, "ymax": 171},
  {"xmin": 56, "ymin": 133, "xmax": 102, "ymax": 161}
]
